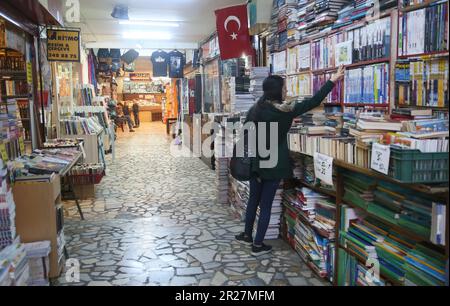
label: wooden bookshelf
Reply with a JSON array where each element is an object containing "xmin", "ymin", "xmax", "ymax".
[
  {"xmin": 339, "ymin": 245, "xmax": 404, "ymax": 286},
  {"xmin": 400, "ymin": 0, "xmax": 448, "ymax": 13}
]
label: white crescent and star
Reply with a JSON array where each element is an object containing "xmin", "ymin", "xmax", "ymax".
[{"xmin": 224, "ymin": 15, "xmax": 241, "ymax": 40}]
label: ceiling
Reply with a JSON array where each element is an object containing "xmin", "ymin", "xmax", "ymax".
[{"xmin": 69, "ymin": 0, "xmax": 246, "ymax": 50}]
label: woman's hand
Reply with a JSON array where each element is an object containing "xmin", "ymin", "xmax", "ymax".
[{"xmin": 330, "ymin": 65, "xmax": 345, "ymax": 83}]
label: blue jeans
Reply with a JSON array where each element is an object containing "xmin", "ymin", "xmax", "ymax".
[{"xmin": 245, "ymin": 177, "xmax": 281, "ymax": 245}]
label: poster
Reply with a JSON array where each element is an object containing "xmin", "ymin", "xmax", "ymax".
[
  {"xmin": 335, "ymin": 41, "xmax": 353, "ymax": 66},
  {"xmin": 47, "ymin": 29, "xmax": 80, "ymax": 62}
]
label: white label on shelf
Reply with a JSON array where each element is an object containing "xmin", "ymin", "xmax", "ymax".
[
  {"xmin": 371, "ymin": 143, "xmax": 391, "ymax": 175},
  {"xmin": 314, "ymin": 152, "xmax": 334, "ymax": 186}
]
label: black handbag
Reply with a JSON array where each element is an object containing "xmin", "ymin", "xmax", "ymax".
[{"xmin": 230, "ymin": 129, "xmax": 256, "ymax": 182}]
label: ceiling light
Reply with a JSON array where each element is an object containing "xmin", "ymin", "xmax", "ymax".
[
  {"xmin": 123, "ymin": 31, "xmax": 172, "ymax": 40},
  {"xmin": 119, "ymin": 20, "xmax": 180, "ymax": 27}
]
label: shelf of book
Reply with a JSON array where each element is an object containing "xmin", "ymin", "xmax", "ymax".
[
  {"xmin": 338, "ymin": 245, "xmax": 404, "ymax": 286},
  {"xmin": 397, "ymin": 50, "xmax": 449, "ymax": 59},
  {"xmin": 399, "ymin": 0, "xmax": 449, "ymax": 13},
  {"xmin": 311, "ymin": 58, "xmax": 391, "ymax": 75},
  {"xmin": 297, "ymin": 179, "xmax": 337, "ymax": 198},
  {"xmin": 291, "ymin": 151, "xmax": 448, "ymax": 198},
  {"xmin": 341, "ymin": 197, "xmax": 445, "ymax": 250}
]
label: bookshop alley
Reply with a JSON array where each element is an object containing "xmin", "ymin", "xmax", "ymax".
[{"xmin": 0, "ymin": 0, "xmax": 449, "ymax": 289}]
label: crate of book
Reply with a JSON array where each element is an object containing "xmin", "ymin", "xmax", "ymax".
[
  {"xmin": 389, "ymin": 147, "xmax": 449, "ymax": 183},
  {"xmin": 69, "ymin": 164, "xmax": 105, "ymax": 185}
]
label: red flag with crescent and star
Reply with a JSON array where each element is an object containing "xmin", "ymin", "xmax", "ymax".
[{"xmin": 215, "ymin": 4, "xmax": 253, "ymax": 61}]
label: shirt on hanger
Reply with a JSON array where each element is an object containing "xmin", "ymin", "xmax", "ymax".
[
  {"xmin": 151, "ymin": 51, "xmax": 169, "ymax": 77},
  {"xmin": 168, "ymin": 50, "xmax": 185, "ymax": 78}
]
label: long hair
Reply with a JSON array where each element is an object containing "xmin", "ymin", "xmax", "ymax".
[{"xmin": 250, "ymin": 75, "xmax": 284, "ymax": 122}]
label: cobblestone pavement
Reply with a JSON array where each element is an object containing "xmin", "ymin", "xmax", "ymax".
[{"xmin": 55, "ymin": 123, "xmax": 328, "ymax": 286}]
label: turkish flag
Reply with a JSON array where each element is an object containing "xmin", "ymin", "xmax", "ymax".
[{"xmin": 215, "ymin": 4, "xmax": 253, "ymax": 61}]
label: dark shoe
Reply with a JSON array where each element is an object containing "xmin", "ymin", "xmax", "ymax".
[
  {"xmin": 235, "ymin": 233, "xmax": 253, "ymax": 246},
  {"xmin": 251, "ymin": 243, "xmax": 272, "ymax": 257},
  {"xmin": 130, "ymin": 130, "xmax": 135, "ymax": 133}
]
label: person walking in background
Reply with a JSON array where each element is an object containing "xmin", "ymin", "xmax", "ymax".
[
  {"xmin": 132, "ymin": 100, "xmax": 140, "ymax": 128},
  {"xmin": 122, "ymin": 101, "xmax": 135, "ymax": 133},
  {"xmin": 235, "ymin": 66, "xmax": 345, "ymax": 257}
]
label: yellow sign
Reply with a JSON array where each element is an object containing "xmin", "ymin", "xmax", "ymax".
[
  {"xmin": 26, "ymin": 62, "xmax": 33, "ymax": 84},
  {"xmin": 47, "ymin": 29, "xmax": 81, "ymax": 62},
  {"xmin": 19, "ymin": 137, "xmax": 25, "ymax": 154},
  {"xmin": 0, "ymin": 144, "xmax": 7, "ymax": 162}
]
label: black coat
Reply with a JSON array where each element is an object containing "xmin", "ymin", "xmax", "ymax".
[{"xmin": 246, "ymin": 80, "xmax": 335, "ymax": 180}]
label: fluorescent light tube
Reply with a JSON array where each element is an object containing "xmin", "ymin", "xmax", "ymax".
[
  {"xmin": 119, "ymin": 20, "xmax": 180, "ymax": 27},
  {"xmin": 123, "ymin": 31, "xmax": 172, "ymax": 40}
]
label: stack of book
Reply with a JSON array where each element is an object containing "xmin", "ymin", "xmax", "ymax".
[
  {"xmin": 215, "ymin": 130, "xmax": 229, "ymax": 205},
  {"xmin": 295, "ymin": 216, "xmax": 335, "ymax": 280},
  {"xmin": 249, "ymin": 67, "xmax": 270, "ymax": 101},
  {"xmin": 0, "ymin": 167, "xmax": 15, "ymax": 250},
  {"xmin": 228, "ymin": 175, "xmax": 250, "ymax": 221},
  {"xmin": 255, "ymin": 186, "xmax": 283, "ymax": 240},
  {"xmin": 0, "ymin": 238, "xmax": 29, "ymax": 286},
  {"xmin": 332, "ymin": 3, "xmax": 354, "ymax": 29},
  {"xmin": 24, "ymin": 241, "xmax": 51, "ymax": 286},
  {"xmin": 351, "ymin": 0, "xmax": 375, "ymax": 22}
]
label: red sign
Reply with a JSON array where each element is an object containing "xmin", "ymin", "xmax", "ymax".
[{"xmin": 215, "ymin": 4, "xmax": 253, "ymax": 61}]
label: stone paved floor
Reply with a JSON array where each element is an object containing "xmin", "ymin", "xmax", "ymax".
[{"xmin": 55, "ymin": 123, "xmax": 328, "ymax": 286}]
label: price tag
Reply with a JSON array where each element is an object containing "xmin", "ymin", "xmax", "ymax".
[
  {"xmin": 314, "ymin": 152, "xmax": 334, "ymax": 186},
  {"xmin": 371, "ymin": 143, "xmax": 391, "ymax": 175},
  {"xmin": 19, "ymin": 137, "xmax": 25, "ymax": 154},
  {"xmin": 0, "ymin": 144, "xmax": 8, "ymax": 162}
]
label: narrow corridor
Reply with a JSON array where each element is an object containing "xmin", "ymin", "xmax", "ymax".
[{"xmin": 56, "ymin": 123, "xmax": 327, "ymax": 286}]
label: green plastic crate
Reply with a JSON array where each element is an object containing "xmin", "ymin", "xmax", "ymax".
[{"xmin": 389, "ymin": 148, "xmax": 449, "ymax": 184}]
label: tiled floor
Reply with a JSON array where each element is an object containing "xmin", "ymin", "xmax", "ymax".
[{"xmin": 55, "ymin": 122, "xmax": 328, "ymax": 286}]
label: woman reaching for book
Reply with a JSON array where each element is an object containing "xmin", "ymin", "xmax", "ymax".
[{"xmin": 235, "ymin": 65, "xmax": 345, "ymax": 256}]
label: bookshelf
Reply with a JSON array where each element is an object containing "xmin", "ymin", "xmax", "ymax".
[{"xmin": 286, "ymin": 149, "xmax": 448, "ymax": 286}]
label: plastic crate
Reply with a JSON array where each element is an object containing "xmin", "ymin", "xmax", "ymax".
[{"xmin": 389, "ymin": 148, "xmax": 448, "ymax": 183}]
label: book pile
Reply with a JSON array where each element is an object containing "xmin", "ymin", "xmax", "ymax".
[
  {"xmin": 332, "ymin": 3, "xmax": 354, "ymax": 29},
  {"xmin": 351, "ymin": 0, "xmax": 374, "ymax": 22},
  {"xmin": 24, "ymin": 241, "xmax": 51, "ymax": 286},
  {"xmin": 254, "ymin": 186, "xmax": 283, "ymax": 240},
  {"xmin": 228, "ymin": 175, "xmax": 249, "ymax": 221},
  {"xmin": 1, "ymin": 164, "xmax": 15, "ymax": 250},
  {"xmin": 215, "ymin": 129, "xmax": 230, "ymax": 204},
  {"xmin": 0, "ymin": 238, "xmax": 29, "ymax": 286},
  {"xmin": 338, "ymin": 248, "xmax": 385, "ymax": 286},
  {"xmin": 11, "ymin": 147, "xmax": 81, "ymax": 179},
  {"xmin": 249, "ymin": 67, "xmax": 270, "ymax": 101},
  {"xmin": 282, "ymin": 189, "xmax": 316, "ymax": 222},
  {"xmin": 295, "ymin": 216, "xmax": 335, "ymax": 279}
]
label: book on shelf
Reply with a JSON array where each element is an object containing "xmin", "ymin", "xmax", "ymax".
[
  {"xmin": 344, "ymin": 63, "xmax": 389, "ymax": 105},
  {"xmin": 395, "ymin": 57, "xmax": 449, "ymax": 107},
  {"xmin": 356, "ymin": 119, "xmax": 403, "ymax": 131},
  {"xmin": 399, "ymin": 2, "xmax": 449, "ymax": 56}
]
